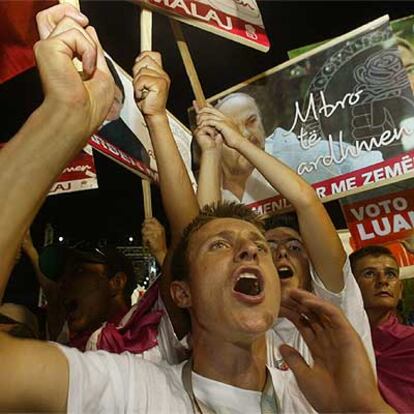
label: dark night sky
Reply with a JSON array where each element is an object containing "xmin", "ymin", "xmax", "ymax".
[{"xmin": 2, "ymin": 1, "xmax": 414, "ymax": 247}]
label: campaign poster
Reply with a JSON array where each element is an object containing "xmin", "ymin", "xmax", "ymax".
[
  {"xmin": 288, "ymin": 14, "xmax": 414, "ymax": 155},
  {"xmin": 131, "ymin": 0, "xmax": 270, "ymax": 51},
  {"xmin": 191, "ymin": 16, "xmax": 414, "ymax": 214},
  {"xmin": 90, "ymin": 55, "xmax": 196, "ymax": 189},
  {"xmin": 341, "ymin": 180, "xmax": 414, "ymax": 266},
  {"xmin": 49, "ymin": 145, "xmax": 98, "ymax": 195}
]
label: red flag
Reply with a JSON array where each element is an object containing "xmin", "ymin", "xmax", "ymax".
[{"xmin": 0, "ymin": 0, "xmax": 57, "ymax": 84}]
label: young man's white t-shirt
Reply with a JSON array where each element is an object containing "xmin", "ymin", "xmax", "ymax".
[
  {"xmin": 57, "ymin": 345, "xmax": 315, "ymax": 414},
  {"xmin": 267, "ymin": 257, "xmax": 376, "ymax": 370}
]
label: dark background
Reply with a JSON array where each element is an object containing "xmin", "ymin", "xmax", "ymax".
[{"xmin": 2, "ymin": 1, "xmax": 414, "ymax": 305}]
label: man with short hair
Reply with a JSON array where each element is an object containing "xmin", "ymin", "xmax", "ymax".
[{"xmin": 351, "ymin": 245, "xmax": 414, "ymax": 413}]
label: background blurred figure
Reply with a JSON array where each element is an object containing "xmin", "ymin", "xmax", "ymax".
[
  {"xmin": 351, "ymin": 245, "xmax": 414, "ymax": 413},
  {"xmin": 39, "ymin": 244, "xmax": 140, "ymax": 350}
]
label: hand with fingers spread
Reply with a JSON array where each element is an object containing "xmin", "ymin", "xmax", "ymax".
[
  {"xmin": 196, "ymin": 106, "xmax": 244, "ymax": 149},
  {"xmin": 34, "ymin": 3, "xmax": 114, "ymax": 135},
  {"xmin": 280, "ymin": 288, "xmax": 394, "ymax": 413},
  {"xmin": 132, "ymin": 52, "xmax": 171, "ymax": 119},
  {"xmin": 142, "ymin": 218, "xmax": 168, "ymax": 266}
]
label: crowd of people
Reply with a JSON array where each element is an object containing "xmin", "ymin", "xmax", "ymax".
[{"xmin": 0, "ymin": 4, "xmax": 413, "ymax": 413}]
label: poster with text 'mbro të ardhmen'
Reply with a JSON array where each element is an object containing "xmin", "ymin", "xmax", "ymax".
[{"xmin": 192, "ymin": 15, "xmax": 414, "ymax": 215}]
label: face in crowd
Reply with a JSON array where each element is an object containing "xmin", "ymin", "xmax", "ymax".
[
  {"xmin": 216, "ymin": 93, "xmax": 266, "ymax": 175},
  {"xmin": 172, "ymin": 217, "xmax": 280, "ymax": 342},
  {"xmin": 59, "ymin": 261, "xmax": 114, "ymax": 334},
  {"xmin": 353, "ymin": 254, "xmax": 402, "ymax": 313},
  {"xmin": 264, "ymin": 226, "xmax": 311, "ymax": 292}
]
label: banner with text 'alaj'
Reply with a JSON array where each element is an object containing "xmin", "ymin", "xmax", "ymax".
[{"xmin": 132, "ymin": 0, "xmax": 269, "ymax": 51}]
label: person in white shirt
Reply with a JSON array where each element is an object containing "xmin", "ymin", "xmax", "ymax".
[{"xmin": 196, "ymin": 104, "xmax": 375, "ymax": 374}]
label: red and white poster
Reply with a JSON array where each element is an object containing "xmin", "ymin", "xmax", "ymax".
[
  {"xmin": 341, "ymin": 182, "xmax": 414, "ymax": 268},
  {"xmin": 133, "ymin": 0, "xmax": 270, "ymax": 51},
  {"xmin": 48, "ymin": 145, "xmax": 98, "ymax": 195}
]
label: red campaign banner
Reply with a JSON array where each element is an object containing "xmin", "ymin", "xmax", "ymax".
[
  {"xmin": 49, "ymin": 146, "xmax": 98, "ymax": 195},
  {"xmin": 89, "ymin": 135, "xmax": 158, "ymax": 182},
  {"xmin": 342, "ymin": 189, "xmax": 414, "ymax": 247},
  {"xmin": 247, "ymin": 149, "xmax": 414, "ymax": 215},
  {"xmin": 135, "ymin": 0, "xmax": 270, "ymax": 51}
]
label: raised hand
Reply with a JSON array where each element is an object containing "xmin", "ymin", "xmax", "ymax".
[
  {"xmin": 196, "ymin": 106, "xmax": 243, "ymax": 149},
  {"xmin": 193, "ymin": 101, "xmax": 223, "ymax": 154},
  {"xmin": 280, "ymin": 289, "xmax": 394, "ymax": 413},
  {"xmin": 132, "ymin": 52, "xmax": 170, "ymax": 119},
  {"xmin": 35, "ymin": 4, "xmax": 114, "ymax": 135},
  {"xmin": 142, "ymin": 218, "xmax": 167, "ymax": 265}
]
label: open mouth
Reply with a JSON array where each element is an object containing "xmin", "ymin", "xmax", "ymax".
[
  {"xmin": 234, "ymin": 273, "xmax": 262, "ymax": 296},
  {"xmin": 277, "ymin": 265, "xmax": 294, "ymax": 279},
  {"xmin": 232, "ymin": 268, "xmax": 264, "ymax": 303}
]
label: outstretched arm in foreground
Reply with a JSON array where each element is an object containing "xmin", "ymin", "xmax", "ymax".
[
  {"xmin": 133, "ymin": 53, "xmax": 199, "ymax": 337},
  {"xmin": 0, "ymin": 4, "xmax": 114, "ymax": 411},
  {"xmin": 281, "ymin": 289, "xmax": 393, "ymax": 413},
  {"xmin": 0, "ymin": 4, "xmax": 114, "ymax": 301},
  {"xmin": 197, "ymin": 107, "xmax": 345, "ymax": 292}
]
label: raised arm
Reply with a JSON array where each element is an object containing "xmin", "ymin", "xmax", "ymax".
[
  {"xmin": 197, "ymin": 107, "xmax": 346, "ymax": 292},
  {"xmin": 0, "ymin": 5, "xmax": 113, "ymax": 300},
  {"xmin": 0, "ymin": 4, "xmax": 114, "ymax": 411},
  {"xmin": 193, "ymin": 102, "xmax": 223, "ymax": 207},
  {"xmin": 132, "ymin": 53, "xmax": 199, "ymax": 336},
  {"xmin": 133, "ymin": 53, "xmax": 199, "ymax": 245}
]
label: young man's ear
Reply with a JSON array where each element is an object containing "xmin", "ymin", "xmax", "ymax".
[
  {"xmin": 109, "ymin": 272, "xmax": 127, "ymax": 295},
  {"xmin": 170, "ymin": 280, "xmax": 192, "ymax": 309}
]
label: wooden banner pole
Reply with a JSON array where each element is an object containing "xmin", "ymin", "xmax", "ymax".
[
  {"xmin": 169, "ymin": 19, "xmax": 206, "ymax": 108},
  {"xmin": 140, "ymin": 7, "xmax": 153, "ymax": 219}
]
